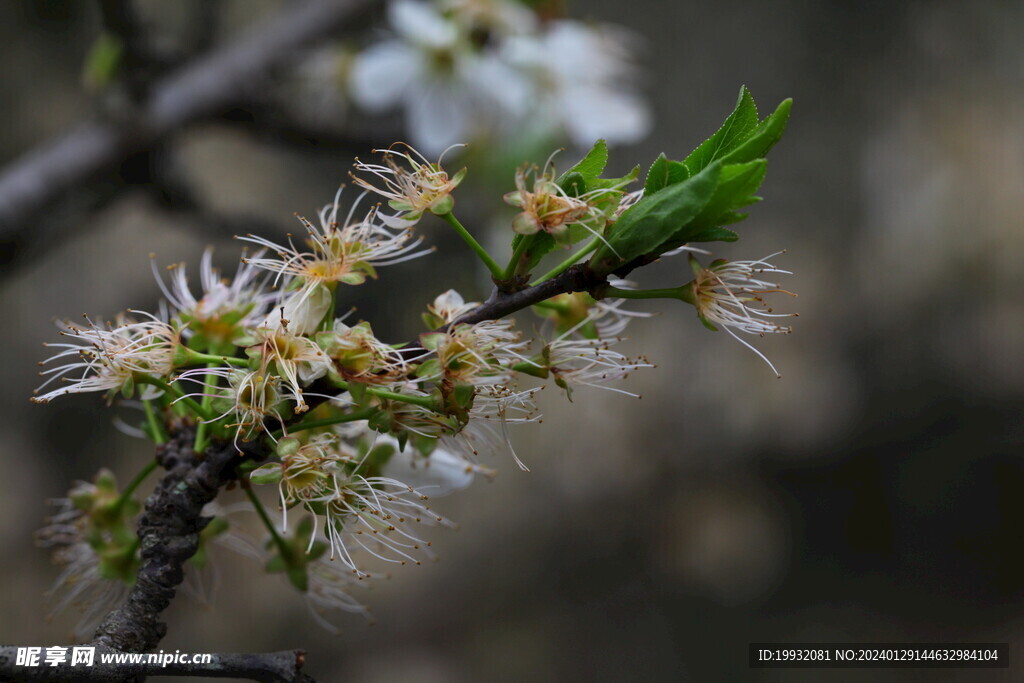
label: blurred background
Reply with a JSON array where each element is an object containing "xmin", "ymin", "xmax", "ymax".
[{"xmin": 1, "ymin": 0, "xmax": 1022, "ymax": 681}]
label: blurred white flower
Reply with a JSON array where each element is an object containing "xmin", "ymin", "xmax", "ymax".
[
  {"xmin": 378, "ymin": 434, "xmax": 485, "ymax": 495},
  {"xmin": 349, "ymin": 0, "xmax": 529, "ymax": 155},
  {"xmin": 502, "ymin": 20, "xmax": 651, "ymax": 147}
]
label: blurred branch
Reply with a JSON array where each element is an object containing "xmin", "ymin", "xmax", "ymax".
[
  {"xmin": 0, "ymin": 646, "xmax": 313, "ymax": 682},
  {"xmin": 146, "ymin": 145, "xmax": 287, "ymax": 240},
  {"xmin": 0, "ymin": 0, "xmax": 378, "ymax": 267}
]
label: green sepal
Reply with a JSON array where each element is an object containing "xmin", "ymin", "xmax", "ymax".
[
  {"xmin": 419, "ymin": 332, "xmax": 446, "ymax": 352},
  {"xmin": 513, "ymin": 360, "xmax": 549, "ymax": 379},
  {"xmin": 558, "ymin": 171, "xmax": 587, "ymax": 197},
  {"xmin": 347, "ymin": 380, "xmax": 369, "ymax": 406},
  {"xmin": 413, "ymin": 358, "xmax": 441, "ymax": 379},
  {"xmin": 412, "ymin": 433, "xmax": 438, "ymax": 457},
  {"xmin": 699, "ymin": 314, "xmax": 719, "ymax": 332},
  {"xmin": 249, "ymin": 463, "xmax": 283, "ymax": 485},
  {"xmin": 120, "ymin": 374, "xmax": 135, "ymax": 399},
  {"xmin": 429, "ymin": 194, "xmax": 455, "ymax": 215}
]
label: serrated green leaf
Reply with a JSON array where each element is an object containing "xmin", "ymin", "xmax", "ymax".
[
  {"xmin": 686, "ymin": 226, "xmax": 739, "ymax": 242},
  {"xmin": 683, "ymin": 86, "xmax": 759, "ymax": 175},
  {"xmin": 558, "ymin": 139, "xmax": 608, "ymax": 183},
  {"xmin": 684, "ymin": 160, "xmax": 766, "ymax": 235},
  {"xmin": 644, "ymin": 154, "xmax": 690, "ymax": 196},
  {"xmin": 587, "ymin": 165, "xmax": 640, "ymax": 191},
  {"xmin": 590, "ymin": 162, "xmax": 722, "ymax": 272},
  {"xmin": 719, "ymin": 98, "xmax": 792, "ymax": 165}
]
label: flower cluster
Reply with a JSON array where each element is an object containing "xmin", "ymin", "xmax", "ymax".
[
  {"xmin": 34, "ymin": 93, "xmax": 796, "ymax": 628},
  {"xmin": 340, "ymin": 0, "xmax": 650, "ymax": 154}
]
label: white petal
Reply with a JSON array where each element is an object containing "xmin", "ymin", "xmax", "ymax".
[
  {"xmin": 378, "ymin": 211, "xmax": 420, "ymax": 229},
  {"xmin": 272, "ymin": 283, "xmax": 332, "ymax": 337},
  {"xmin": 390, "ymin": 0, "xmax": 457, "ymax": 48},
  {"xmin": 380, "ymin": 440, "xmax": 476, "ymax": 496},
  {"xmin": 561, "ymin": 86, "xmax": 651, "ymax": 146},
  {"xmin": 349, "ymin": 42, "xmax": 421, "ymax": 111},
  {"xmin": 433, "ymin": 289, "xmax": 465, "ymax": 311},
  {"xmin": 464, "ymin": 55, "xmax": 531, "ymax": 117},
  {"xmin": 407, "ymin": 82, "xmax": 471, "ymax": 156}
]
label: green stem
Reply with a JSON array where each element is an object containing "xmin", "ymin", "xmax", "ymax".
[
  {"xmin": 274, "ymin": 407, "xmax": 378, "ymax": 439},
  {"xmin": 111, "ymin": 458, "xmax": 159, "ymax": 514},
  {"xmin": 244, "ymin": 487, "xmax": 291, "ymax": 562},
  {"xmin": 142, "ymin": 399, "xmax": 168, "ymax": 444},
  {"xmin": 439, "ymin": 212, "xmax": 504, "ymax": 279},
  {"xmin": 182, "ymin": 350, "xmax": 250, "ymax": 368},
  {"xmin": 503, "ymin": 235, "xmax": 534, "ymax": 280},
  {"xmin": 329, "ymin": 377, "xmax": 439, "ymax": 410},
  {"xmin": 531, "ymin": 299, "xmax": 571, "ymax": 314},
  {"xmin": 531, "ymin": 237, "xmax": 600, "ymax": 285},
  {"xmin": 318, "ymin": 283, "xmax": 338, "ymax": 333},
  {"xmin": 598, "ymin": 285, "xmax": 688, "ymax": 301},
  {"xmin": 136, "ymin": 375, "xmax": 215, "ymax": 421},
  {"xmin": 193, "ymin": 362, "xmax": 218, "ymax": 453}
]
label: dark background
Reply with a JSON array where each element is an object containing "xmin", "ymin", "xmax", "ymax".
[{"xmin": 1, "ymin": 1, "xmax": 1022, "ymax": 681}]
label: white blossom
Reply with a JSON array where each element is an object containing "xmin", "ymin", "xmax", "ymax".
[
  {"xmin": 348, "ymin": 0, "xmax": 529, "ymax": 155},
  {"xmin": 688, "ymin": 252, "xmax": 797, "ymax": 377},
  {"xmin": 33, "ymin": 313, "xmax": 178, "ymax": 403},
  {"xmin": 501, "ymin": 20, "xmax": 651, "ymax": 147}
]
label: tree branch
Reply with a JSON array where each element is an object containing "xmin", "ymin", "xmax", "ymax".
[
  {"xmin": 92, "ymin": 428, "xmax": 254, "ymax": 653},
  {"xmin": 0, "ymin": 0, "xmax": 378, "ymax": 264},
  {"xmin": 0, "ymin": 646, "xmax": 313, "ymax": 682}
]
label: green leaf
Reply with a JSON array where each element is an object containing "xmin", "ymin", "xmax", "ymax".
[
  {"xmin": 558, "ymin": 171, "xmax": 586, "ymax": 197},
  {"xmin": 644, "ymin": 154, "xmax": 690, "ymax": 196},
  {"xmin": 591, "ymin": 162, "xmax": 722, "ymax": 272},
  {"xmin": 558, "ymin": 139, "xmax": 608, "ymax": 183},
  {"xmin": 657, "ymin": 161, "xmax": 765, "ymax": 249},
  {"xmin": 587, "ymin": 165, "xmax": 641, "ymax": 191},
  {"xmin": 686, "ymin": 226, "xmax": 740, "ymax": 243},
  {"xmin": 719, "ymin": 98, "xmax": 792, "ymax": 165},
  {"xmin": 684, "ymin": 160, "xmax": 766, "ymax": 234},
  {"xmin": 510, "ymin": 231, "xmax": 556, "ymax": 273},
  {"xmin": 683, "ymin": 86, "xmax": 759, "ymax": 175}
]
